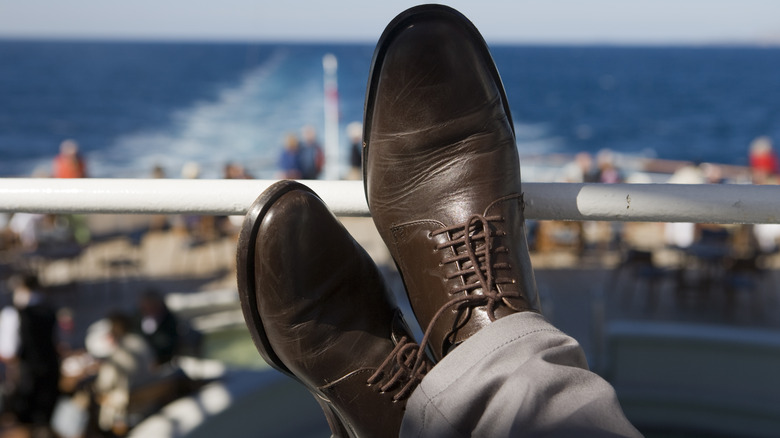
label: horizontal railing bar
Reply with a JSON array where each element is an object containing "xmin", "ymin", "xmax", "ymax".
[
  {"xmin": 0, "ymin": 178, "xmax": 779, "ymax": 224},
  {"xmin": 0, "ymin": 178, "xmax": 367, "ymax": 217}
]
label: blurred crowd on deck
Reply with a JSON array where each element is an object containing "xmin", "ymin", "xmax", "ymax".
[
  {"xmin": 0, "ymin": 270, "xmax": 199, "ymax": 437},
  {"xmin": 1, "ymin": 124, "xmax": 779, "ymax": 435},
  {"xmin": 534, "ymin": 136, "xmax": 780, "ymax": 320}
]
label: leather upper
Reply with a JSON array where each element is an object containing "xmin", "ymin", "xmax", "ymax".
[
  {"xmin": 364, "ymin": 5, "xmax": 540, "ymax": 361},
  {"xmin": 244, "ymin": 184, "xmax": 428, "ymax": 438}
]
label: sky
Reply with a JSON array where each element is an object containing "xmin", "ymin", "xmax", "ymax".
[{"xmin": 1, "ymin": 0, "xmax": 779, "ymax": 45}]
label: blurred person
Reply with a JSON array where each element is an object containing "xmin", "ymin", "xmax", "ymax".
[
  {"xmin": 592, "ymin": 150, "xmax": 624, "ymax": 247},
  {"xmin": 299, "ymin": 125, "xmax": 325, "ymax": 179},
  {"xmin": 176, "ymin": 162, "xmax": 217, "ymax": 240},
  {"xmin": 0, "ymin": 273, "xmax": 60, "ymax": 437},
  {"xmin": 748, "ymin": 136, "xmax": 778, "ymax": 184},
  {"xmin": 559, "ymin": 151, "xmax": 596, "ymax": 183},
  {"xmin": 665, "ymin": 222, "xmax": 697, "ymax": 249},
  {"xmin": 136, "ymin": 290, "xmax": 179, "ymax": 367},
  {"xmin": 596, "ymin": 149, "xmax": 622, "ymax": 183},
  {"xmin": 346, "ymin": 121, "xmax": 363, "ymax": 180},
  {"xmin": 753, "ymin": 222, "xmax": 780, "ymax": 254},
  {"xmin": 55, "ymin": 307, "xmax": 77, "ymax": 354},
  {"xmin": 0, "ymin": 213, "xmax": 13, "ymax": 250},
  {"xmin": 668, "ymin": 162, "xmax": 704, "ymax": 185},
  {"xmin": 557, "ymin": 152, "xmax": 598, "ymax": 254},
  {"xmin": 752, "ymin": 176, "xmax": 780, "ymax": 254},
  {"xmin": 223, "ymin": 162, "xmax": 252, "ymax": 180},
  {"xmin": 180, "ymin": 161, "xmax": 200, "ymax": 180},
  {"xmin": 221, "ymin": 163, "xmax": 253, "ymax": 234},
  {"xmin": 8, "ymin": 213, "xmax": 45, "ymax": 249},
  {"xmin": 34, "ymin": 150, "xmax": 89, "ymax": 246},
  {"xmin": 0, "ymin": 300, "xmax": 20, "ymax": 361},
  {"xmin": 149, "ymin": 165, "xmax": 170, "ymax": 231},
  {"xmin": 664, "ymin": 163, "xmax": 705, "ymax": 249},
  {"xmin": 7, "ymin": 167, "xmax": 64, "ymax": 249},
  {"xmin": 753, "ymin": 224, "xmax": 780, "ymax": 254},
  {"xmin": 278, "ymin": 133, "xmax": 303, "ymax": 179},
  {"xmin": 12, "ymin": 213, "xmax": 85, "ymax": 250},
  {"xmin": 93, "ymin": 311, "xmax": 155, "ymax": 436},
  {"xmin": 52, "ymin": 139, "xmax": 87, "ymax": 178},
  {"xmin": 701, "ymin": 162, "xmax": 725, "ymax": 184},
  {"xmin": 0, "ymin": 293, "xmax": 21, "ymax": 416},
  {"xmin": 150, "ymin": 164, "xmax": 166, "ymax": 179}
]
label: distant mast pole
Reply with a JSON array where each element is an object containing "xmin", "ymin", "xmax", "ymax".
[{"xmin": 323, "ymin": 53, "xmax": 340, "ymax": 180}]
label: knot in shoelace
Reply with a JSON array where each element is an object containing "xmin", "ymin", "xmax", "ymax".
[{"xmin": 366, "ymin": 336, "xmax": 431, "ymax": 401}]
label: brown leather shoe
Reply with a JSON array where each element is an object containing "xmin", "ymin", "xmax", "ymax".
[
  {"xmin": 364, "ymin": 5, "xmax": 541, "ymax": 361},
  {"xmin": 237, "ymin": 180, "xmax": 431, "ymax": 438}
]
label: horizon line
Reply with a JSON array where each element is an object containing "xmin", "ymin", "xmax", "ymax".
[{"xmin": 1, "ymin": 34, "xmax": 779, "ymax": 49}]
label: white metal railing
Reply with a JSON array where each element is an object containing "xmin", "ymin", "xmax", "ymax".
[{"xmin": 1, "ymin": 178, "xmax": 780, "ymax": 224}]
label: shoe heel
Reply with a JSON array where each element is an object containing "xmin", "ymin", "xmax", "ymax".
[{"xmin": 315, "ymin": 398, "xmax": 351, "ymax": 438}]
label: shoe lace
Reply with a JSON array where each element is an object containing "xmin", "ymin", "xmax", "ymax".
[
  {"xmin": 420, "ymin": 213, "xmax": 523, "ymax": 352},
  {"xmin": 432, "ymin": 213, "xmax": 521, "ymax": 321},
  {"xmin": 370, "ymin": 210, "xmax": 524, "ymax": 397},
  {"xmin": 367, "ymin": 336, "xmax": 431, "ymax": 401}
]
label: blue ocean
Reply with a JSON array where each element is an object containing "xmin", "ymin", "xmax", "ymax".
[{"xmin": 1, "ymin": 40, "xmax": 779, "ymax": 179}]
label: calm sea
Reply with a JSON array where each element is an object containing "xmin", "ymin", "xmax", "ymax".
[{"xmin": 1, "ymin": 40, "xmax": 779, "ymax": 179}]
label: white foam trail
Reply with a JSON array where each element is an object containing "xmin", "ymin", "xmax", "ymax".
[
  {"xmin": 81, "ymin": 57, "xmax": 566, "ymax": 180},
  {"xmin": 513, "ymin": 121, "xmax": 564, "ymax": 156},
  {"xmin": 87, "ymin": 47, "xmax": 328, "ymax": 179}
]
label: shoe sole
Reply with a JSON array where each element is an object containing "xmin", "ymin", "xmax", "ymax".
[
  {"xmin": 361, "ymin": 3, "xmax": 515, "ymax": 201},
  {"xmin": 236, "ymin": 179, "xmax": 351, "ymax": 437}
]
